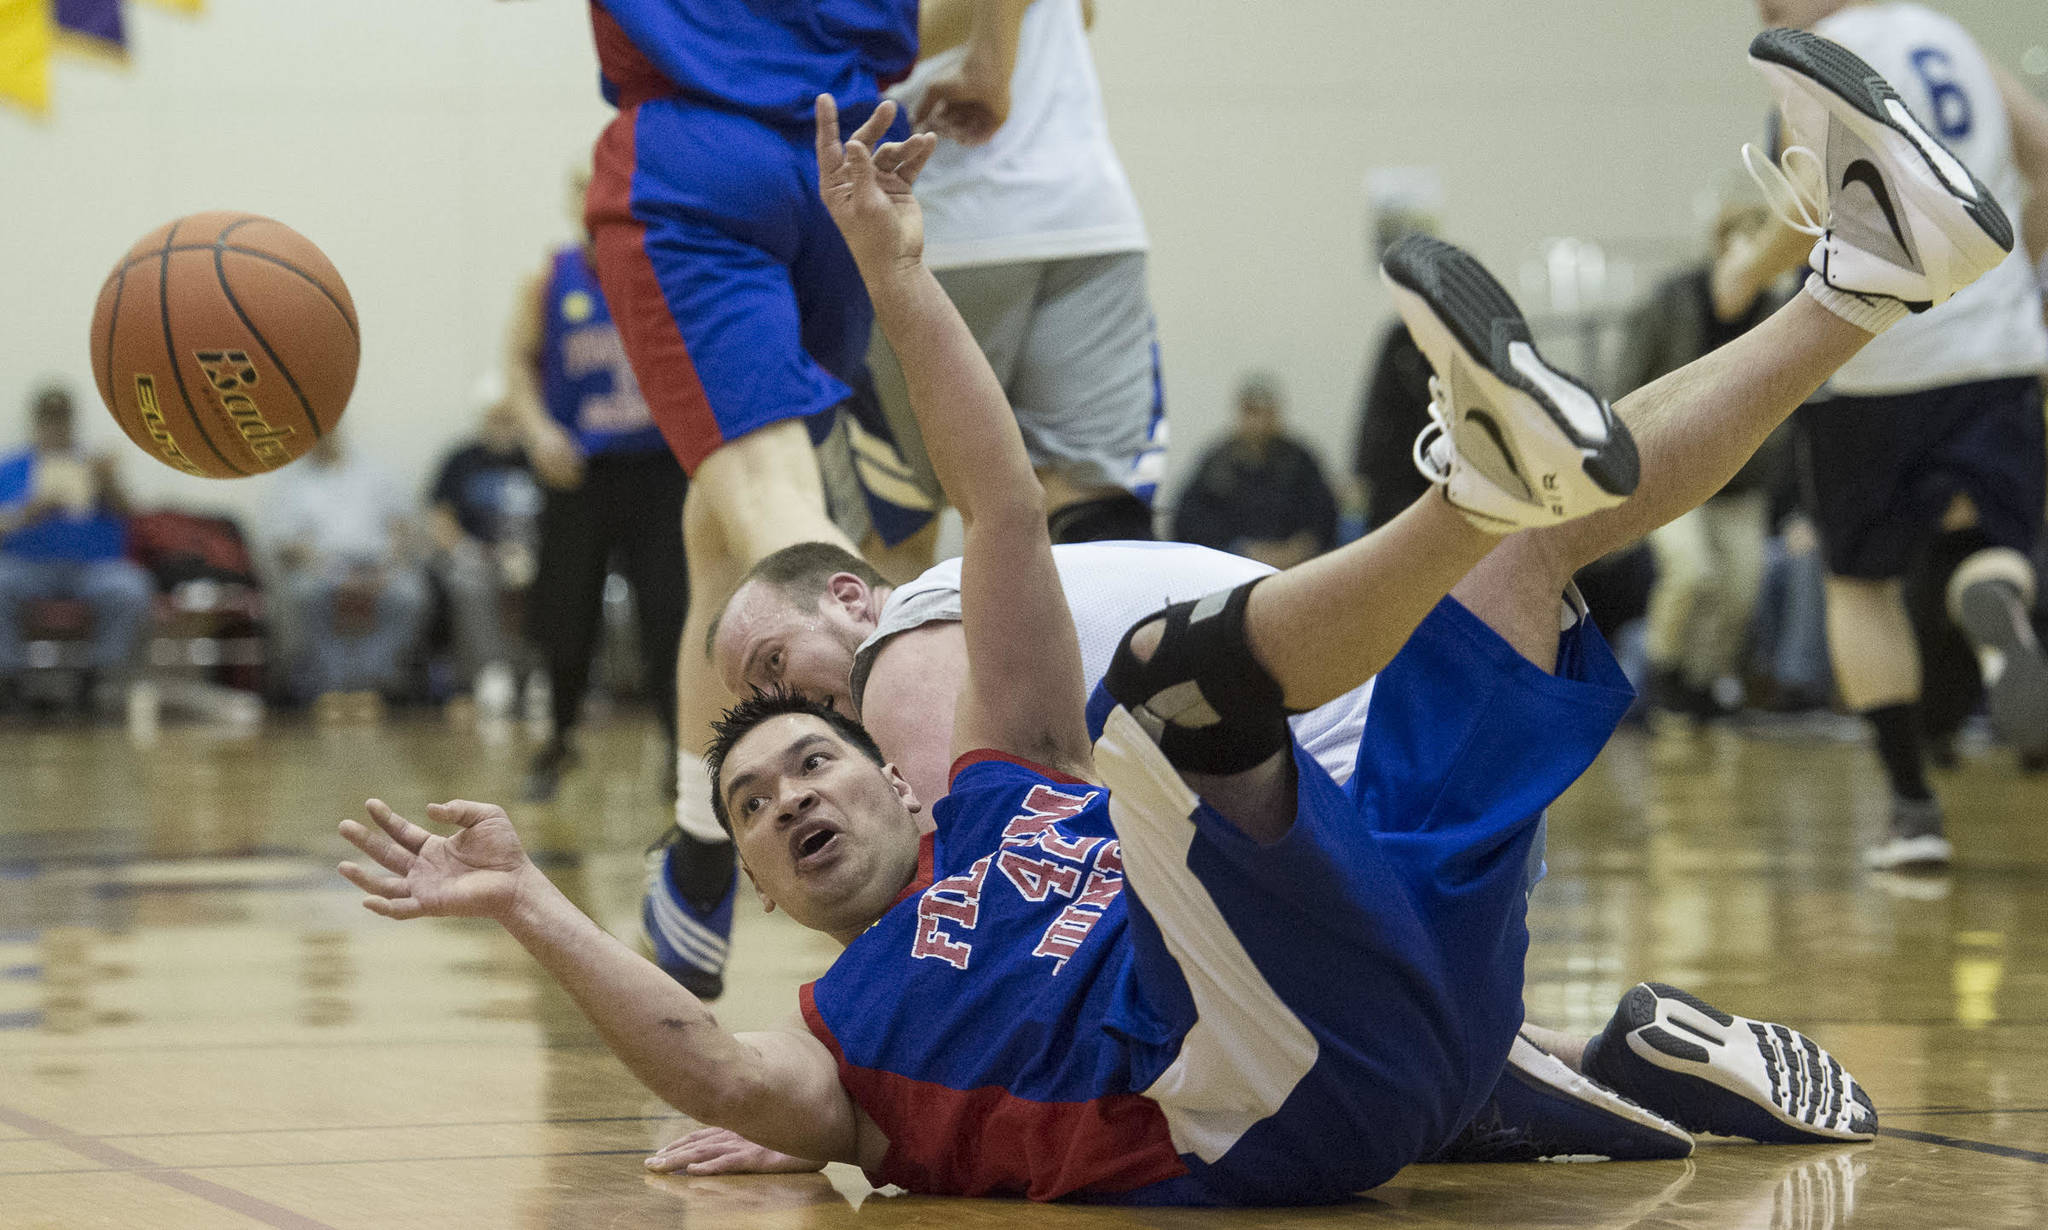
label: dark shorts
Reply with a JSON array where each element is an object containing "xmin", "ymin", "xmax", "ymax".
[{"xmin": 1795, "ymin": 376, "xmax": 2046, "ymax": 579}]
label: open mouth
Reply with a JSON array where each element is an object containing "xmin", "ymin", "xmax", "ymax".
[{"xmin": 790, "ymin": 824, "xmax": 841, "ymax": 870}]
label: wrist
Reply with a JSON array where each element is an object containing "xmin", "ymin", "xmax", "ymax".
[{"xmin": 500, "ymin": 862, "xmax": 562, "ymax": 933}]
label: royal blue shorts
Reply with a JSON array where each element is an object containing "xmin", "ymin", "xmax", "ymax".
[
  {"xmin": 585, "ymin": 98, "xmax": 908, "ymax": 477},
  {"xmin": 1090, "ymin": 596, "xmax": 1635, "ymax": 1204}
]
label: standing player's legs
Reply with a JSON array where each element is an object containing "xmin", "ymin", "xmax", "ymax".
[
  {"xmin": 588, "ymin": 99, "xmax": 881, "ymax": 991},
  {"xmin": 524, "ymin": 477, "xmax": 608, "ymax": 803}
]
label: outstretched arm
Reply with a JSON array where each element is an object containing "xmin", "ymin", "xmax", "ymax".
[
  {"xmin": 338, "ymin": 799, "xmax": 858, "ymax": 1163},
  {"xmin": 815, "ymin": 96, "xmax": 1092, "ymax": 778}
]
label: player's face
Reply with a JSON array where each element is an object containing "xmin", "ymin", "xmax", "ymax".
[
  {"xmin": 714, "ymin": 583, "xmax": 870, "ymax": 713},
  {"xmin": 721, "ymin": 714, "xmax": 924, "ymax": 942}
]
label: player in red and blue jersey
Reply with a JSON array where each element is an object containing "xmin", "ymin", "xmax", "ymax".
[
  {"xmin": 581, "ymin": 0, "xmax": 933, "ymax": 999},
  {"xmin": 342, "ymin": 28, "xmax": 2021, "ymax": 1198}
]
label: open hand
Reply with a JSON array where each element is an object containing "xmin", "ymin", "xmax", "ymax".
[
  {"xmin": 814, "ymin": 95, "xmax": 939, "ymax": 274},
  {"xmin": 338, "ymin": 799, "xmax": 531, "ymax": 921},
  {"xmin": 645, "ymin": 1127, "xmax": 825, "ymax": 1176}
]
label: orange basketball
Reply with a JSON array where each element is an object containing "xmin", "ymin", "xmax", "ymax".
[{"xmin": 89, "ymin": 211, "xmax": 359, "ymax": 479}]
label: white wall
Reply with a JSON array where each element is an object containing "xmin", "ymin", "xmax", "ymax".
[{"xmin": 3, "ymin": 0, "xmax": 2044, "ymax": 524}]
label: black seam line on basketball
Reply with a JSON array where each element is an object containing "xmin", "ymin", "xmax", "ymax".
[
  {"xmin": 1841, "ymin": 159, "xmax": 1910, "ymax": 254},
  {"xmin": 119, "ymin": 244, "xmax": 357, "ymax": 342},
  {"xmin": 1880, "ymin": 1127, "xmax": 2048, "ymax": 1165},
  {"xmin": 158, "ymin": 220, "xmax": 247, "ymax": 477},
  {"xmin": 214, "ymin": 245, "xmax": 323, "ymax": 441}
]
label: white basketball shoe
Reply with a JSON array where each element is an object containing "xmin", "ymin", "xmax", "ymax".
[
  {"xmin": 1380, "ymin": 235, "xmax": 1639, "ymax": 533},
  {"xmin": 1745, "ymin": 27, "xmax": 2014, "ymax": 312}
]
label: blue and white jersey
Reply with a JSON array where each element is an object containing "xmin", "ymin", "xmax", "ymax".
[
  {"xmin": 538, "ymin": 246, "xmax": 667, "ymax": 458},
  {"xmin": 589, "ymin": 0, "xmax": 917, "ymax": 127}
]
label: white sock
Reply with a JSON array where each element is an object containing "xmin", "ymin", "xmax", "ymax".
[
  {"xmin": 674, "ymin": 754, "xmax": 726, "ymax": 843},
  {"xmin": 1802, "ymin": 274, "xmax": 1911, "ymax": 334}
]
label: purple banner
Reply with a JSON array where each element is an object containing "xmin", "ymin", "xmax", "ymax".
[{"xmin": 56, "ymin": 0, "xmax": 125, "ymax": 51}]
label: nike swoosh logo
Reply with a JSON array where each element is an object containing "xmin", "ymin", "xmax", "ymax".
[{"xmin": 1841, "ymin": 159, "xmax": 1910, "ymax": 255}]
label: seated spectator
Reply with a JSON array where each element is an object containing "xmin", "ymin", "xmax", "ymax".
[
  {"xmin": 426, "ymin": 380, "xmax": 541, "ymax": 713},
  {"xmin": 268, "ymin": 432, "xmax": 426, "ymax": 712},
  {"xmin": 1171, "ymin": 373, "xmax": 1338, "ymax": 570},
  {"xmin": 0, "ymin": 385, "xmax": 153, "ymax": 711}
]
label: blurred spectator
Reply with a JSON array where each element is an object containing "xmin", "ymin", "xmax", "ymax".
[
  {"xmin": 425, "ymin": 379, "xmax": 541, "ymax": 713},
  {"xmin": 1171, "ymin": 374, "xmax": 1338, "ymax": 570},
  {"xmin": 508, "ymin": 240, "xmax": 688, "ymax": 803},
  {"xmin": 1353, "ymin": 321, "xmax": 1434, "ymax": 533},
  {"xmin": 0, "ymin": 385, "xmax": 152, "ymax": 710},
  {"xmin": 269, "ymin": 432, "xmax": 427, "ymax": 712},
  {"xmin": 1617, "ymin": 203, "xmax": 1781, "ymax": 720}
]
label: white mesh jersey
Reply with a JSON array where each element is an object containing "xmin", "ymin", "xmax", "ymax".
[
  {"xmin": 1811, "ymin": 3, "xmax": 2047, "ymax": 394},
  {"xmin": 887, "ymin": 0, "xmax": 1147, "ymax": 270},
  {"xmin": 853, "ymin": 542, "xmax": 1375, "ymax": 785}
]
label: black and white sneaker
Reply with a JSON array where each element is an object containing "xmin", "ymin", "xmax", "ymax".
[
  {"xmin": 1582, "ymin": 983, "xmax": 1878, "ymax": 1144},
  {"xmin": 1865, "ymin": 794, "xmax": 1952, "ymax": 871},
  {"xmin": 1947, "ymin": 548, "xmax": 2048, "ymax": 761},
  {"xmin": 1746, "ymin": 27, "xmax": 2013, "ymax": 312},
  {"xmin": 1425, "ymin": 1033, "xmax": 1694, "ymax": 1163},
  {"xmin": 1380, "ymin": 235, "xmax": 1638, "ymax": 532}
]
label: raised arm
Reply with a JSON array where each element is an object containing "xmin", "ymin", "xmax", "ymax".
[
  {"xmin": 814, "ymin": 95, "xmax": 1092, "ymax": 778},
  {"xmin": 337, "ymin": 799, "xmax": 859, "ymax": 1163}
]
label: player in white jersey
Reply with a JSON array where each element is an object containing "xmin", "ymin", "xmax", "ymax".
[
  {"xmin": 1722, "ymin": 1, "xmax": 2048, "ymax": 870},
  {"xmin": 865, "ymin": 0, "xmax": 1165, "ymax": 542}
]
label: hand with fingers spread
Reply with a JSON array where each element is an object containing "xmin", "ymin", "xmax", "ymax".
[
  {"xmin": 814, "ymin": 94, "xmax": 940, "ymax": 276},
  {"xmin": 338, "ymin": 798, "xmax": 533, "ymax": 921},
  {"xmin": 645, "ymin": 1126, "xmax": 825, "ymax": 1176}
]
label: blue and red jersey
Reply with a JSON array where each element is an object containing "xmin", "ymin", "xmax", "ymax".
[
  {"xmin": 536, "ymin": 246, "xmax": 668, "ymax": 458},
  {"xmin": 589, "ymin": 0, "xmax": 918, "ymax": 125},
  {"xmin": 801, "ymin": 753, "xmax": 1197, "ymax": 1202}
]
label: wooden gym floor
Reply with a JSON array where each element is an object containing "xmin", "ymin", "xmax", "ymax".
[{"xmin": 2, "ymin": 710, "xmax": 2046, "ymax": 1229}]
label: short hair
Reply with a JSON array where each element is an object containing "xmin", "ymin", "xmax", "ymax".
[
  {"xmin": 704, "ymin": 541, "xmax": 890, "ymax": 659},
  {"xmin": 705, "ymin": 687, "xmax": 887, "ymax": 835}
]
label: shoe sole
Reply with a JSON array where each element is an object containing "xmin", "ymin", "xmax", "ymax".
[
  {"xmin": 1749, "ymin": 28, "xmax": 2013, "ymax": 293},
  {"xmin": 1953, "ymin": 582, "xmax": 2048, "ymax": 759},
  {"xmin": 1381, "ymin": 235, "xmax": 1640, "ymax": 503},
  {"xmin": 1864, "ymin": 832, "xmax": 1954, "ymax": 871},
  {"xmin": 1501, "ymin": 1034, "xmax": 1694, "ymax": 1161},
  {"xmin": 1591, "ymin": 983, "xmax": 1877, "ymax": 1144}
]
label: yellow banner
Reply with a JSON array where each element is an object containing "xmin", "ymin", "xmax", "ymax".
[
  {"xmin": 133, "ymin": 0, "xmax": 205, "ymax": 12},
  {"xmin": 0, "ymin": 0, "xmax": 52, "ymax": 115}
]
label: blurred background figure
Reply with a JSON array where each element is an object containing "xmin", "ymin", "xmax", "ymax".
[
  {"xmin": 1171, "ymin": 372, "xmax": 1338, "ymax": 570},
  {"xmin": 424, "ymin": 375, "xmax": 541, "ymax": 718},
  {"xmin": 269, "ymin": 432, "xmax": 427, "ymax": 717},
  {"xmin": 0, "ymin": 384, "xmax": 152, "ymax": 714},
  {"xmin": 1352, "ymin": 168, "xmax": 1444, "ymax": 534},
  {"xmin": 507, "ymin": 225, "xmax": 687, "ymax": 804},
  {"xmin": 1617, "ymin": 200, "xmax": 1785, "ymax": 722}
]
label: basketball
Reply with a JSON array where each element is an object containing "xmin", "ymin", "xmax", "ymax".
[{"xmin": 88, "ymin": 210, "xmax": 359, "ymax": 479}]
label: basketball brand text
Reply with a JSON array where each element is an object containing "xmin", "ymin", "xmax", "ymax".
[
  {"xmin": 131, "ymin": 375, "xmax": 206, "ymax": 475},
  {"xmin": 193, "ymin": 350, "xmax": 296, "ymax": 465}
]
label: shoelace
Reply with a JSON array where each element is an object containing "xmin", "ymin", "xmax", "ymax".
[
  {"xmin": 1742, "ymin": 140, "xmax": 1828, "ymax": 238},
  {"xmin": 1410, "ymin": 375, "xmax": 1454, "ymax": 484}
]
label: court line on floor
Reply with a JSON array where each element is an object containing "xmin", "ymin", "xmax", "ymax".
[
  {"xmin": 79, "ymin": 1113, "xmax": 681, "ymax": 1140},
  {"xmin": 1887, "ymin": 1106, "xmax": 2048, "ymax": 1118},
  {"xmin": 1882, "ymin": 1127, "xmax": 2048, "ymax": 1165},
  {"xmin": 0, "ymin": 1145, "xmax": 651, "ymax": 1179},
  {"xmin": 0, "ymin": 1102, "xmax": 337, "ymax": 1229}
]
